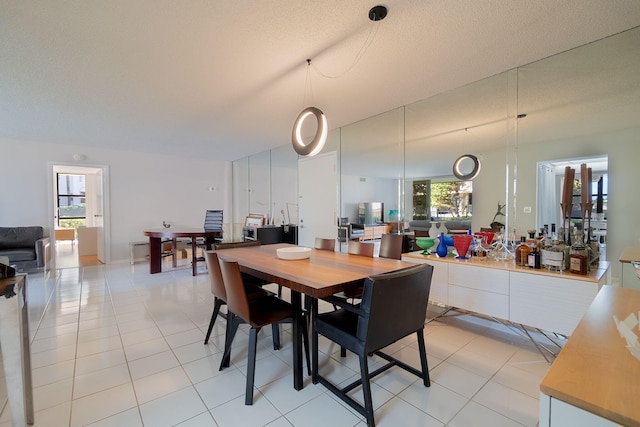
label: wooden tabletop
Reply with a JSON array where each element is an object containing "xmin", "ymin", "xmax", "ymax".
[
  {"xmin": 215, "ymin": 243, "xmax": 413, "ymax": 298},
  {"xmin": 619, "ymin": 246, "xmax": 640, "ymax": 263},
  {"xmin": 540, "ymin": 285, "xmax": 640, "ymax": 426}
]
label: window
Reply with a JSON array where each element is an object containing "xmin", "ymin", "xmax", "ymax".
[
  {"xmin": 412, "ymin": 179, "xmax": 472, "ymax": 220},
  {"xmin": 57, "ymin": 173, "xmax": 86, "ymax": 228}
]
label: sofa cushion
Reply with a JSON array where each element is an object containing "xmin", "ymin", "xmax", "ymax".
[
  {"xmin": 0, "ymin": 248, "xmax": 37, "ymax": 262},
  {"xmin": 0, "ymin": 226, "xmax": 44, "ymax": 249}
]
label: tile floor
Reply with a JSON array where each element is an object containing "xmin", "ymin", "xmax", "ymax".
[{"xmin": 0, "ymin": 259, "xmax": 557, "ymax": 426}]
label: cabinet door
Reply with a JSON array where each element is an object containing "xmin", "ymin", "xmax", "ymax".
[
  {"xmin": 401, "ymin": 257, "xmax": 447, "ymax": 304},
  {"xmin": 510, "ymin": 272, "xmax": 599, "ymax": 335},
  {"xmin": 448, "ymin": 264, "xmax": 509, "ymax": 319}
]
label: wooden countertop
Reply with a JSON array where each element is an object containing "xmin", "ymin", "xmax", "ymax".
[
  {"xmin": 540, "ymin": 285, "xmax": 640, "ymax": 427},
  {"xmin": 619, "ymin": 246, "xmax": 640, "ymax": 263},
  {"xmin": 403, "ymin": 251, "xmax": 610, "ymax": 283}
]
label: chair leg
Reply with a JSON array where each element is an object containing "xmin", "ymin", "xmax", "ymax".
[
  {"xmin": 359, "ymin": 354, "xmax": 376, "ymax": 427},
  {"xmin": 204, "ymin": 298, "xmax": 224, "ymax": 344},
  {"xmin": 340, "ymin": 346, "xmax": 347, "ymax": 357},
  {"xmin": 272, "ymin": 323, "xmax": 281, "ymax": 350},
  {"xmin": 301, "ymin": 315, "xmax": 311, "ymax": 376},
  {"xmin": 311, "ymin": 300, "xmax": 320, "ymax": 384},
  {"xmin": 220, "ymin": 313, "xmax": 240, "ymax": 370},
  {"xmin": 416, "ymin": 329, "xmax": 430, "ymax": 387},
  {"xmin": 245, "ymin": 327, "xmax": 260, "ymax": 405}
]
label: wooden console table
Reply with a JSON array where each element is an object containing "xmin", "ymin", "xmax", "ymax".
[
  {"xmin": 540, "ymin": 286, "xmax": 640, "ymax": 426},
  {"xmin": 361, "ymin": 224, "xmax": 390, "ymax": 240}
]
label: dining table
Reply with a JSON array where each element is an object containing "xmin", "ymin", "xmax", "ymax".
[
  {"xmin": 143, "ymin": 228, "xmax": 222, "ymax": 276},
  {"xmin": 214, "ymin": 243, "xmax": 416, "ymax": 391}
]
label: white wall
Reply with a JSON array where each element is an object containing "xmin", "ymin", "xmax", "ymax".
[
  {"xmin": 1, "ymin": 137, "xmax": 230, "ymax": 263},
  {"xmin": 340, "ymin": 174, "xmax": 398, "ymax": 223}
]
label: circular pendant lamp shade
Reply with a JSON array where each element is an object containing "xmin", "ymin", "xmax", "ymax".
[
  {"xmin": 292, "ymin": 107, "xmax": 327, "ymax": 156},
  {"xmin": 453, "ymin": 154, "xmax": 481, "ymax": 180}
]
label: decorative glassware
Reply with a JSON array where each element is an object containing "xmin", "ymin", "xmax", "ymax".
[
  {"xmin": 435, "ymin": 232, "xmax": 449, "ymax": 257},
  {"xmin": 429, "ymin": 222, "xmax": 439, "ymax": 238},
  {"xmin": 452, "ymin": 235, "xmax": 473, "ymax": 260},
  {"xmin": 415, "ymin": 237, "xmax": 435, "ymax": 255}
]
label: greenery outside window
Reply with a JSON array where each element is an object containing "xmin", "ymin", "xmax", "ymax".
[
  {"xmin": 57, "ymin": 173, "xmax": 86, "ymax": 228},
  {"xmin": 412, "ymin": 180, "xmax": 472, "ymax": 220}
]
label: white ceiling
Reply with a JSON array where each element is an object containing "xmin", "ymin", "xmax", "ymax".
[{"xmin": 2, "ymin": 1, "xmax": 640, "ymax": 162}]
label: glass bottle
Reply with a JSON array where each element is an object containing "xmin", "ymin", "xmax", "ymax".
[
  {"xmin": 527, "ymin": 240, "xmax": 541, "ymax": 269},
  {"xmin": 569, "ymin": 230, "xmax": 589, "ymax": 275},
  {"xmin": 543, "ymin": 239, "xmax": 565, "ymax": 272},
  {"xmin": 515, "ymin": 236, "xmax": 530, "ymax": 266}
]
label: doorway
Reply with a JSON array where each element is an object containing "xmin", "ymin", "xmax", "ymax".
[
  {"xmin": 298, "ymin": 152, "xmax": 338, "ymax": 248},
  {"xmin": 536, "ymin": 155, "xmax": 608, "ymax": 259},
  {"xmin": 49, "ymin": 163, "xmax": 110, "ymax": 268}
]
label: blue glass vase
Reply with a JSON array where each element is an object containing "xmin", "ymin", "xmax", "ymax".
[{"xmin": 435, "ymin": 232, "xmax": 448, "ymax": 257}]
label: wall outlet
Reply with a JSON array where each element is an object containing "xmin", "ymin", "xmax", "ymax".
[{"xmin": 523, "ymin": 206, "xmax": 532, "ymax": 214}]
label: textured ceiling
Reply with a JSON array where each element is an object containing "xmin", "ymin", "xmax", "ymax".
[{"xmin": 2, "ymin": 1, "xmax": 640, "ymax": 161}]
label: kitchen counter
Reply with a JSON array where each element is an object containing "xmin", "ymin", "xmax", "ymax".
[{"xmin": 540, "ymin": 285, "xmax": 640, "ymax": 426}]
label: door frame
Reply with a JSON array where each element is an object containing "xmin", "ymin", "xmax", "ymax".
[{"xmin": 47, "ymin": 162, "xmax": 111, "ymax": 266}]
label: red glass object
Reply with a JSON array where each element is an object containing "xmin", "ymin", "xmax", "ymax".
[
  {"xmin": 452, "ymin": 235, "xmax": 473, "ymax": 260},
  {"xmin": 476, "ymin": 231, "xmax": 495, "ymax": 245}
]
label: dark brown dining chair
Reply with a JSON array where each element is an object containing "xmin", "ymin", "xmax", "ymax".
[
  {"xmin": 378, "ymin": 233, "xmax": 403, "ymax": 260},
  {"xmin": 313, "ymin": 263, "xmax": 434, "ymax": 427},
  {"xmin": 314, "ymin": 237, "xmax": 336, "ymax": 251},
  {"xmin": 347, "ymin": 240, "xmax": 374, "ymax": 257},
  {"xmin": 203, "ymin": 251, "xmax": 272, "ymax": 346},
  {"xmin": 218, "ymin": 257, "xmax": 311, "ymax": 405}
]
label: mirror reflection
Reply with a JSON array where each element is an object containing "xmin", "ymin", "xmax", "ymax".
[{"xmin": 232, "ymin": 26, "xmax": 640, "ymax": 285}]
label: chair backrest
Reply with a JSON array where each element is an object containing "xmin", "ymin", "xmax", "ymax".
[
  {"xmin": 213, "ymin": 241, "xmax": 260, "ymax": 250},
  {"xmin": 378, "ymin": 233, "xmax": 403, "ymax": 260},
  {"xmin": 348, "ymin": 240, "xmax": 374, "ymax": 257},
  {"xmin": 204, "ymin": 210, "xmax": 223, "ymax": 231},
  {"xmin": 358, "ymin": 263, "xmax": 433, "ymax": 353},
  {"xmin": 204, "ymin": 251, "xmax": 226, "ymax": 301},
  {"xmin": 314, "ymin": 237, "xmax": 335, "ymax": 251},
  {"xmin": 218, "ymin": 257, "xmax": 251, "ymax": 322}
]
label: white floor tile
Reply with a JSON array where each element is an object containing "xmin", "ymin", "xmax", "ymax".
[
  {"xmin": 0, "ymin": 265, "xmax": 549, "ymax": 427},
  {"xmin": 175, "ymin": 411, "xmax": 219, "ymax": 426},
  {"xmin": 398, "ymin": 380, "xmax": 467, "ymax": 424},
  {"xmin": 473, "ymin": 381, "xmax": 539, "ymax": 427},
  {"xmin": 133, "ymin": 366, "xmax": 192, "ymax": 404},
  {"xmin": 128, "ymin": 349, "xmax": 181, "ymax": 380},
  {"xmin": 124, "ymin": 336, "xmax": 171, "ymax": 361},
  {"xmin": 140, "ymin": 386, "xmax": 208, "ymax": 427},
  {"xmin": 429, "ymin": 360, "xmax": 488, "ymax": 398},
  {"xmin": 33, "ymin": 377, "xmax": 73, "ymax": 412},
  {"xmin": 258, "ymin": 374, "xmax": 323, "ymax": 414},
  {"xmin": 85, "ymin": 408, "xmax": 143, "ymax": 427},
  {"xmin": 374, "ymin": 396, "xmax": 444, "ymax": 426},
  {"xmin": 70, "ymin": 383, "xmax": 138, "ymax": 427},
  {"xmin": 210, "ymin": 392, "xmax": 282, "ymax": 427},
  {"xmin": 285, "ymin": 393, "xmax": 362, "ymax": 427},
  {"xmin": 72, "ymin": 363, "xmax": 131, "ymax": 399},
  {"xmin": 448, "ymin": 400, "xmax": 524, "ymax": 427}
]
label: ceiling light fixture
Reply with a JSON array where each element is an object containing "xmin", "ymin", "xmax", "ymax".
[
  {"xmin": 292, "ymin": 59, "xmax": 327, "ymax": 157},
  {"xmin": 291, "ymin": 5, "xmax": 388, "ymax": 157}
]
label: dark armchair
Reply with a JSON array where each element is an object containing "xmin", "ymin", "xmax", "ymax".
[
  {"xmin": 0, "ymin": 226, "xmax": 50, "ymax": 271},
  {"xmin": 313, "ymin": 263, "xmax": 434, "ymax": 427}
]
